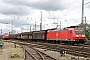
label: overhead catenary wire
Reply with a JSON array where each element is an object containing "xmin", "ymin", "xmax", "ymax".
[
  {"xmin": 9, "ymin": 0, "xmax": 82, "ymax": 21},
  {"xmin": 52, "ymin": 1, "xmax": 90, "ymax": 22},
  {"xmin": 11, "ymin": 1, "xmax": 90, "ymax": 23},
  {"xmin": 48, "ymin": 2, "xmax": 90, "ymax": 27},
  {"xmin": 5, "ymin": 0, "xmax": 90, "ymax": 31},
  {"xmin": 5, "ymin": 0, "xmax": 90, "ymax": 21}
]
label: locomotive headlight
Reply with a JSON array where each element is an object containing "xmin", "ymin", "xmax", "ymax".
[
  {"xmin": 83, "ymin": 38, "xmax": 85, "ymax": 39},
  {"xmin": 76, "ymin": 37, "xmax": 78, "ymax": 39}
]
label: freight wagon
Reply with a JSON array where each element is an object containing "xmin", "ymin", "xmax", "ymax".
[
  {"xmin": 21, "ymin": 32, "xmax": 33, "ymax": 40},
  {"xmin": 10, "ymin": 33, "xmax": 21, "ymax": 39}
]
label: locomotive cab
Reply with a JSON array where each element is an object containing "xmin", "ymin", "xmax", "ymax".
[
  {"xmin": 67, "ymin": 26, "xmax": 86, "ymax": 44},
  {"xmin": 74, "ymin": 28, "xmax": 86, "ymax": 43},
  {"xmin": 68, "ymin": 28, "xmax": 86, "ymax": 44}
]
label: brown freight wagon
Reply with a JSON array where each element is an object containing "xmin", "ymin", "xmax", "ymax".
[
  {"xmin": 32, "ymin": 30, "xmax": 47, "ymax": 41},
  {"xmin": 21, "ymin": 32, "xmax": 33, "ymax": 40},
  {"xmin": 10, "ymin": 33, "xmax": 21, "ymax": 39}
]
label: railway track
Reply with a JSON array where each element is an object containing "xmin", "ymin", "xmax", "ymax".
[
  {"xmin": 4, "ymin": 40, "xmax": 90, "ymax": 58},
  {"xmin": 29, "ymin": 42, "xmax": 90, "ymax": 58},
  {"xmin": 21, "ymin": 41, "xmax": 90, "ymax": 58},
  {"xmin": 21, "ymin": 45, "xmax": 57, "ymax": 60}
]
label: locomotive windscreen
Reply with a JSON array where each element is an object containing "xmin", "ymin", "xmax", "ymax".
[{"xmin": 75, "ymin": 29, "xmax": 84, "ymax": 34}]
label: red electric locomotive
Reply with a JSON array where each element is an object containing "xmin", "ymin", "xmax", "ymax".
[
  {"xmin": 46, "ymin": 26, "xmax": 86, "ymax": 44},
  {"xmin": 2, "ymin": 34, "xmax": 10, "ymax": 40}
]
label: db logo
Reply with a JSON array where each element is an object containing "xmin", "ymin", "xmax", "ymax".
[{"xmin": 56, "ymin": 33, "xmax": 58, "ymax": 36}]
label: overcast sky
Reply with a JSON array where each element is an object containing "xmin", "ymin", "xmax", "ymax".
[{"xmin": 0, "ymin": 0, "xmax": 90, "ymax": 34}]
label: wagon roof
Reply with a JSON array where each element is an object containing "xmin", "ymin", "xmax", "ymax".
[
  {"xmin": 10, "ymin": 33, "xmax": 21, "ymax": 36},
  {"xmin": 21, "ymin": 32, "xmax": 32, "ymax": 35}
]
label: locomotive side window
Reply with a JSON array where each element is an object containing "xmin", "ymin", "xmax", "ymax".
[
  {"xmin": 70, "ymin": 30, "xmax": 72, "ymax": 34},
  {"xmin": 75, "ymin": 30, "xmax": 84, "ymax": 34}
]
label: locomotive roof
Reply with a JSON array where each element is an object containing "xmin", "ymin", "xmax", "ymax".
[
  {"xmin": 47, "ymin": 28, "xmax": 57, "ymax": 30},
  {"xmin": 62, "ymin": 26, "xmax": 78, "ymax": 30},
  {"xmin": 33, "ymin": 30, "xmax": 47, "ymax": 32},
  {"xmin": 65, "ymin": 26, "xmax": 78, "ymax": 28}
]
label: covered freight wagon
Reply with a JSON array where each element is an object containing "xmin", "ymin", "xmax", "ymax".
[
  {"xmin": 32, "ymin": 30, "xmax": 47, "ymax": 41},
  {"xmin": 21, "ymin": 32, "xmax": 33, "ymax": 40}
]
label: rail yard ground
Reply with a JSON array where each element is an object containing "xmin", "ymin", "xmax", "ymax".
[
  {"xmin": 0, "ymin": 41, "xmax": 24, "ymax": 60},
  {"xmin": 1, "ymin": 40, "xmax": 89, "ymax": 60}
]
